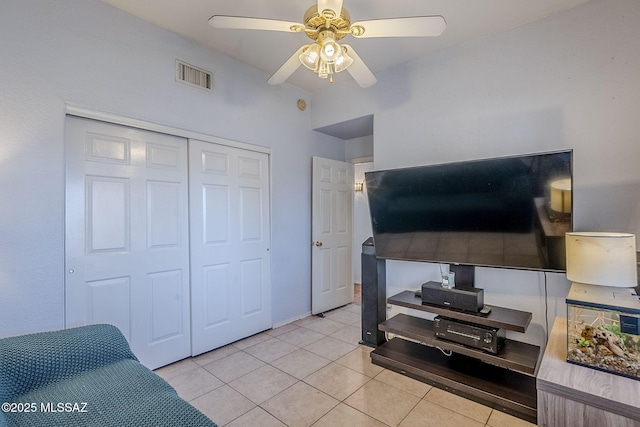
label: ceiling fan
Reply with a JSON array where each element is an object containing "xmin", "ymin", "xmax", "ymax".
[{"xmin": 208, "ymin": 0, "xmax": 446, "ymax": 88}]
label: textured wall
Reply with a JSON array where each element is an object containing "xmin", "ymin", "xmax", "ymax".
[
  {"xmin": 312, "ymin": 0, "xmax": 640, "ymax": 347},
  {"xmin": 0, "ymin": 0, "xmax": 345, "ymax": 337}
]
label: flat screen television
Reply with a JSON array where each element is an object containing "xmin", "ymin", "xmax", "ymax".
[{"xmin": 365, "ymin": 150, "xmax": 573, "ymax": 272}]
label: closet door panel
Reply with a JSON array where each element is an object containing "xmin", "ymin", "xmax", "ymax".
[
  {"xmin": 190, "ymin": 140, "xmax": 271, "ymax": 355},
  {"xmin": 65, "ymin": 116, "xmax": 191, "ymax": 370}
]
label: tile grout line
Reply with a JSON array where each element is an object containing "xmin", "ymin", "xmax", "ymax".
[
  {"xmin": 187, "ymin": 310, "xmax": 366, "ymax": 425},
  {"xmin": 159, "ymin": 301, "xmax": 532, "ymax": 427}
]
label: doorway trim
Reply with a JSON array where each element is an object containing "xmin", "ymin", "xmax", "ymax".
[{"xmin": 65, "ymin": 104, "xmax": 270, "ymax": 156}]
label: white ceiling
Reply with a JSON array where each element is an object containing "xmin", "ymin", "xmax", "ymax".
[{"xmin": 100, "ymin": 0, "xmax": 592, "ymax": 93}]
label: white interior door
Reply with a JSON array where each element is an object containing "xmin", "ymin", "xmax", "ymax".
[
  {"xmin": 65, "ymin": 116, "xmax": 191, "ymax": 369},
  {"xmin": 189, "ymin": 140, "xmax": 271, "ymax": 355},
  {"xmin": 312, "ymin": 156, "xmax": 354, "ymax": 314}
]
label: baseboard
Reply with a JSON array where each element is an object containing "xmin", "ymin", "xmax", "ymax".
[{"xmin": 272, "ymin": 311, "xmax": 312, "ymax": 329}]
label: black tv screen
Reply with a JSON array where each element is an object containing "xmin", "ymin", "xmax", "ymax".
[{"xmin": 365, "ymin": 151, "xmax": 573, "ymax": 271}]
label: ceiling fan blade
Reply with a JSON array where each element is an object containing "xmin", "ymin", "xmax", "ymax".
[
  {"xmin": 267, "ymin": 45, "xmax": 307, "ymax": 85},
  {"xmin": 351, "ymin": 16, "xmax": 446, "ymax": 38},
  {"xmin": 317, "ymin": 0, "xmax": 343, "ymax": 17},
  {"xmin": 209, "ymin": 15, "xmax": 302, "ymax": 32},
  {"xmin": 342, "ymin": 45, "xmax": 377, "ymax": 88}
]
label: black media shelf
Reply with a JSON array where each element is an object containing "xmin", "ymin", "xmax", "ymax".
[
  {"xmin": 379, "ymin": 314, "xmax": 539, "ymax": 374},
  {"xmin": 388, "ymin": 290, "xmax": 532, "ymax": 333},
  {"xmin": 371, "ymin": 338, "xmax": 537, "ymax": 424},
  {"xmin": 371, "ymin": 290, "xmax": 540, "ymax": 423}
]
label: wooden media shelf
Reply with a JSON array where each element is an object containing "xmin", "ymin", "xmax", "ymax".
[{"xmin": 371, "ymin": 290, "xmax": 540, "ymax": 423}]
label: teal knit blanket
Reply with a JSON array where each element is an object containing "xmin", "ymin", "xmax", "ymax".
[{"xmin": 0, "ymin": 324, "xmax": 216, "ymax": 427}]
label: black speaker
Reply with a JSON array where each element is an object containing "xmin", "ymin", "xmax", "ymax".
[
  {"xmin": 421, "ymin": 281, "xmax": 484, "ymax": 312},
  {"xmin": 361, "ymin": 237, "xmax": 386, "ymax": 347},
  {"xmin": 449, "ymin": 264, "xmax": 475, "ymax": 289}
]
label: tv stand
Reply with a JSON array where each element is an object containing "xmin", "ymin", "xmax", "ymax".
[{"xmin": 371, "ymin": 290, "xmax": 539, "ymax": 423}]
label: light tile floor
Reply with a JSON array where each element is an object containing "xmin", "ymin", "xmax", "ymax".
[{"xmin": 155, "ymin": 303, "xmax": 536, "ymax": 427}]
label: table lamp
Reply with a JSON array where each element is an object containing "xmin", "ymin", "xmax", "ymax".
[{"xmin": 566, "ymin": 232, "xmax": 637, "ymax": 288}]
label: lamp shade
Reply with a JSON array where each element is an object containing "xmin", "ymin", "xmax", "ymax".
[
  {"xmin": 333, "ymin": 48, "xmax": 353, "ymax": 73},
  {"xmin": 320, "ymin": 37, "xmax": 342, "ymax": 64},
  {"xmin": 299, "ymin": 44, "xmax": 320, "ymax": 71},
  {"xmin": 566, "ymin": 232, "xmax": 637, "ymax": 287},
  {"xmin": 550, "ymin": 178, "xmax": 572, "ymax": 213}
]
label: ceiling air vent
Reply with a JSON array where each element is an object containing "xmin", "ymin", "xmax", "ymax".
[{"xmin": 175, "ymin": 60, "xmax": 212, "ymax": 90}]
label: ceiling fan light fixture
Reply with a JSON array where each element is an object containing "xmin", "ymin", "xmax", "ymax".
[
  {"xmin": 317, "ymin": 60, "xmax": 330, "ymax": 78},
  {"xmin": 333, "ymin": 48, "xmax": 353, "ymax": 73},
  {"xmin": 299, "ymin": 43, "xmax": 321, "ymax": 70},
  {"xmin": 320, "ymin": 37, "xmax": 342, "ymax": 64}
]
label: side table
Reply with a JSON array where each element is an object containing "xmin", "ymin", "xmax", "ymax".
[{"xmin": 536, "ymin": 317, "xmax": 640, "ymax": 426}]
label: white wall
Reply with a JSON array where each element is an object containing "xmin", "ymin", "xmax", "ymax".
[
  {"xmin": 346, "ymin": 135, "xmax": 373, "ymax": 162},
  {"xmin": 348, "ymin": 137, "xmax": 374, "ymax": 285},
  {"xmin": 312, "ymin": 0, "xmax": 640, "ymax": 347},
  {"xmin": 0, "ymin": 0, "xmax": 346, "ymax": 337}
]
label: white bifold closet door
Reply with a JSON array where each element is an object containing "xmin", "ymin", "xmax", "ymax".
[
  {"xmin": 65, "ymin": 117, "xmax": 271, "ymax": 369},
  {"xmin": 189, "ymin": 140, "xmax": 271, "ymax": 356},
  {"xmin": 65, "ymin": 116, "xmax": 191, "ymax": 369}
]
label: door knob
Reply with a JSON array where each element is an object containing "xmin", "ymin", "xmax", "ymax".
[{"xmin": 315, "ymin": 241, "xmax": 323, "ymax": 247}]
